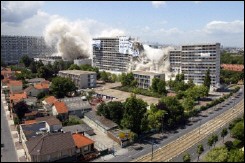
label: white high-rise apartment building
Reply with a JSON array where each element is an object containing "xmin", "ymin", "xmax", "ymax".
[
  {"xmin": 169, "ymin": 43, "xmax": 220, "ymax": 86},
  {"xmin": 1, "ymin": 35, "xmax": 56, "ymax": 64},
  {"xmin": 92, "ymin": 36, "xmax": 139, "ymax": 72}
]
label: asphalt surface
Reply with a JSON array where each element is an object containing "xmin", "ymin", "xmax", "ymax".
[
  {"xmin": 1, "ymin": 98, "xmax": 18, "ymax": 162},
  {"xmin": 105, "ymin": 86, "xmax": 244, "ymax": 162}
]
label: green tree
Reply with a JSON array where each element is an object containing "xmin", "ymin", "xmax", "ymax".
[
  {"xmin": 96, "ymin": 102, "xmax": 110, "ymax": 118},
  {"xmin": 121, "ymin": 72, "xmax": 135, "ymax": 87},
  {"xmin": 20, "ymin": 55, "xmax": 32, "ymax": 67},
  {"xmin": 107, "ymin": 101, "xmax": 124, "ymax": 125},
  {"xmin": 151, "ymin": 77, "xmax": 160, "ymax": 92},
  {"xmin": 121, "ymin": 94, "xmax": 148, "ymax": 134},
  {"xmin": 221, "ymin": 128, "xmax": 228, "ymax": 143},
  {"xmin": 227, "ymin": 149, "xmax": 244, "ymax": 162},
  {"xmin": 36, "ymin": 91, "xmax": 47, "ymax": 100},
  {"xmin": 50, "ymin": 76, "xmax": 77, "ymax": 98},
  {"xmin": 207, "ymin": 136, "xmax": 214, "ymax": 149},
  {"xmin": 157, "ymin": 80, "xmax": 167, "ymax": 95},
  {"xmin": 183, "ymin": 153, "xmax": 191, "ymax": 162},
  {"xmin": 212, "ymin": 134, "xmax": 218, "ymax": 147},
  {"xmin": 231, "ymin": 121, "xmax": 244, "ymax": 142},
  {"xmin": 157, "ymin": 96, "xmax": 184, "ymax": 128},
  {"xmin": 203, "ymin": 68, "xmax": 211, "ymax": 91},
  {"xmin": 204, "ymin": 147, "xmax": 228, "ymax": 162},
  {"xmin": 187, "ymin": 79, "xmax": 195, "ymax": 88},
  {"xmin": 147, "ymin": 104, "xmax": 165, "ymax": 131},
  {"xmin": 62, "ymin": 115, "xmax": 82, "ymax": 126},
  {"xmin": 37, "ymin": 66, "xmax": 53, "ymax": 79},
  {"xmin": 100, "ymin": 71, "xmax": 109, "ymax": 82},
  {"xmin": 197, "ymin": 144, "xmax": 204, "ymax": 161},
  {"xmin": 13, "ymin": 101, "xmax": 29, "ymax": 121},
  {"xmin": 182, "ymin": 97, "xmax": 195, "ymax": 112},
  {"xmin": 29, "ymin": 61, "xmax": 37, "ymax": 73},
  {"xmin": 68, "ymin": 64, "xmax": 80, "ymax": 70},
  {"xmin": 167, "ymin": 78, "xmax": 175, "ymax": 90}
]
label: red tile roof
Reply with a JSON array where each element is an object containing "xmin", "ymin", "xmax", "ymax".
[
  {"xmin": 8, "ymin": 80, "xmax": 23, "ymax": 86},
  {"xmin": 44, "ymin": 96, "xmax": 57, "ymax": 105},
  {"xmin": 54, "ymin": 101, "xmax": 68, "ymax": 114},
  {"xmin": 34, "ymin": 82, "xmax": 49, "ymax": 90},
  {"xmin": 221, "ymin": 64, "xmax": 244, "ymax": 72},
  {"xmin": 72, "ymin": 133, "xmax": 94, "ymax": 148},
  {"xmin": 10, "ymin": 92, "xmax": 27, "ymax": 103}
]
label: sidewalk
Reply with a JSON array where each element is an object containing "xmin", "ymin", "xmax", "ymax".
[
  {"xmin": 1, "ymin": 92, "xmax": 27, "ymax": 162},
  {"xmin": 193, "ymin": 135, "xmax": 234, "ymax": 162}
]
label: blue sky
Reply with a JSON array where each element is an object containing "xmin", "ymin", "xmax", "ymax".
[{"xmin": 1, "ymin": 1, "xmax": 244, "ymax": 47}]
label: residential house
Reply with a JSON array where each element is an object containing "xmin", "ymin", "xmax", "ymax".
[
  {"xmin": 61, "ymin": 97, "xmax": 92, "ymax": 118},
  {"xmin": 9, "ymin": 92, "xmax": 27, "ymax": 105},
  {"xmin": 52, "ymin": 100, "xmax": 69, "ymax": 121},
  {"xmin": 23, "ymin": 97, "xmax": 38, "ymax": 109},
  {"xmin": 72, "ymin": 133, "xmax": 94, "ymax": 156},
  {"xmin": 36, "ymin": 116, "xmax": 62, "ymax": 132},
  {"xmin": 8, "ymin": 80, "xmax": 23, "ymax": 93},
  {"xmin": 42, "ymin": 96, "xmax": 57, "ymax": 112},
  {"xmin": 84, "ymin": 111, "xmax": 118, "ymax": 134},
  {"xmin": 20, "ymin": 121, "xmax": 48, "ymax": 143},
  {"xmin": 62, "ymin": 124, "xmax": 94, "ymax": 136},
  {"xmin": 24, "ymin": 80, "xmax": 50, "ymax": 97},
  {"xmin": 25, "ymin": 132, "xmax": 76, "ymax": 162}
]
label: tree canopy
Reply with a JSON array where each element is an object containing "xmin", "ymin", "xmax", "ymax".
[
  {"xmin": 20, "ymin": 55, "xmax": 32, "ymax": 67},
  {"xmin": 121, "ymin": 94, "xmax": 148, "ymax": 134},
  {"xmin": 231, "ymin": 120, "xmax": 244, "ymax": 142},
  {"xmin": 203, "ymin": 68, "xmax": 211, "ymax": 90},
  {"xmin": 50, "ymin": 76, "xmax": 77, "ymax": 98},
  {"xmin": 204, "ymin": 147, "xmax": 229, "ymax": 162}
]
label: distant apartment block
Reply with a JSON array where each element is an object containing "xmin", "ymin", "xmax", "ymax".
[
  {"xmin": 132, "ymin": 71, "xmax": 165, "ymax": 89},
  {"xmin": 34, "ymin": 56, "xmax": 62, "ymax": 65},
  {"xmin": 74, "ymin": 59, "xmax": 92, "ymax": 66},
  {"xmin": 92, "ymin": 36, "xmax": 139, "ymax": 72},
  {"xmin": 58, "ymin": 70, "xmax": 97, "ymax": 89},
  {"xmin": 1, "ymin": 35, "xmax": 56, "ymax": 64},
  {"xmin": 169, "ymin": 43, "xmax": 220, "ymax": 86}
]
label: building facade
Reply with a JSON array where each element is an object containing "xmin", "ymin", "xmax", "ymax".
[
  {"xmin": 74, "ymin": 59, "xmax": 92, "ymax": 66},
  {"xmin": 1, "ymin": 35, "xmax": 56, "ymax": 64},
  {"xmin": 132, "ymin": 71, "xmax": 165, "ymax": 89},
  {"xmin": 34, "ymin": 56, "xmax": 62, "ymax": 65},
  {"xmin": 169, "ymin": 43, "xmax": 220, "ymax": 86},
  {"xmin": 169, "ymin": 50, "xmax": 181, "ymax": 73},
  {"xmin": 92, "ymin": 36, "xmax": 140, "ymax": 72},
  {"xmin": 58, "ymin": 70, "xmax": 97, "ymax": 89}
]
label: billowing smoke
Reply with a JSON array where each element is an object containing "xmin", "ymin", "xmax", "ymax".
[
  {"xmin": 44, "ymin": 18, "xmax": 92, "ymax": 60},
  {"xmin": 131, "ymin": 45, "xmax": 176, "ymax": 81}
]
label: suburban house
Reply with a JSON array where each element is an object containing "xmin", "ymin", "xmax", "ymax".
[
  {"xmin": 61, "ymin": 97, "xmax": 92, "ymax": 118},
  {"xmin": 23, "ymin": 97, "xmax": 38, "ymax": 108},
  {"xmin": 52, "ymin": 100, "xmax": 69, "ymax": 121},
  {"xmin": 36, "ymin": 116, "xmax": 62, "ymax": 132},
  {"xmin": 83, "ymin": 111, "xmax": 118, "ymax": 134},
  {"xmin": 23, "ymin": 116, "xmax": 62, "ymax": 133},
  {"xmin": 1, "ymin": 67, "xmax": 15, "ymax": 78},
  {"xmin": 9, "ymin": 92, "xmax": 27, "ymax": 104},
  {"xmin": 72, "ymin": 133, "xmax": 95, "ymax": 156},
  {"xmin": 42, "ymin": 96, "xmax": 58, "ymax": 112},
  {"xmin": 62, "ymin": 124, "xmax": 94, "ymax": 135},
  {"xmin": 20, "ymin": 121, "xmax": 49, "ymax": 143},
  {"xmin": 8, "ymin": 80, "xmax": 23, "ymax": 93},
  {"xmin": 24, "ymin": 81, "xmax": 50, "ymax": 97},
  {"xmin": 25, "ymin": 132, "xmax": 76, "ymax": 162}
]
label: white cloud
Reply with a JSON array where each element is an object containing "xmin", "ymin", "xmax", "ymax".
[
  {"xmin": 204, "ymin": 20, "xmax": 244, "ymax": 34},
  {"xmin": 152, "ymin": 1, "xmax": 166, "ymax": 8},
  {"xmin": 1, "ymin": 1, "xmax": 44, "ymax": 23},
  {"xmin": 194, "ymin": 1, "xmax": 201, "ymax": 4}
]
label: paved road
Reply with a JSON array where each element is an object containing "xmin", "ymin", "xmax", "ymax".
[
  {"xmin": 99, "ymin": 86, "xmax": 244, "ymax": 162},
  {"xmin": 1, "ymin": 97, "xmax": 18, "ymax": 162}
]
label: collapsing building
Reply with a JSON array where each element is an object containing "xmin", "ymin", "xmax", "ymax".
[{"xmin": 92, "ymin": 36, "xmax": 143, "ymax": 72}]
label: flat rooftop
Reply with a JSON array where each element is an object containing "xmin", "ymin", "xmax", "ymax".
[
  {"xmin": 59, "ymin": 70, "xmax": 96, "ymax": 75},
  {"xmin": 95, "ymin": 88, "xmax": 160, "ymax": 105},
  {"xmin": 132, "ymin": 71, "xmax": 164, "ymax": 76}
]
